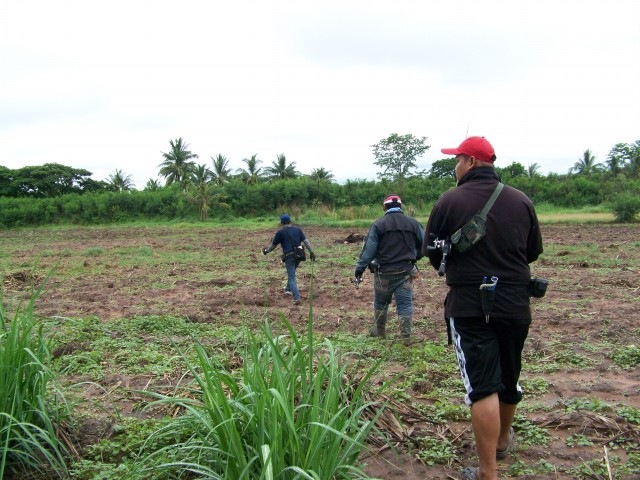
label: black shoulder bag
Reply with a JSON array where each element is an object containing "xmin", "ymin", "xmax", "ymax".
[{"xmin": 450, "ymin": 182, "xmax": 504, "ymax": 253}]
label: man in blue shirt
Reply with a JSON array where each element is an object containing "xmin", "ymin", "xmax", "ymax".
[{"xmin": 263, "ymin": 214, "xmax": 316, "ymax": 305}]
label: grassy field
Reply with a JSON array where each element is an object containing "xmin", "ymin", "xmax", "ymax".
[{"xmin": 0, "ymin": 214, "xmax": 639, "ymax": 479}]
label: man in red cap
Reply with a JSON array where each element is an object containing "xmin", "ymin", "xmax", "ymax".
[
  {"xmin": 423, "ymin": 136, "xmax": 543, "ymax": 480},
  {"xmin": 354, "ymin": 194, "xmax": 424, "ymax": 346}
]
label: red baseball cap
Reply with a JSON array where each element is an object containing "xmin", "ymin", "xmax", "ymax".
[{"xmin": 441, "ymin": 136, "xmax": 496, "ymax": 163}]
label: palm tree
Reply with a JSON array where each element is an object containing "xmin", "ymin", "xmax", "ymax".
[
  {"xmin": 158, "ymin": 138, "xmax": 198, "ymax": 191},
  {"xmin": 264, "ymin": 153, "xmax": 298, "ymax": 180},
  {"xmin": 236, "ymin": 154, "xmax": 264, "ymax": 184},
  {"xmin": 191, "ymin": 163, "xmax": 213, "ymax": 185},
  {"xmin": 310, "ymin": 167, "xmax": 335, "ymax": 182},
  {"xmin": 527, "ymin": 163, "xmax": 541, "ymax": 178},
  {"xmin": 210, "ymin": 154, "xmax": 232, "ymax": 186},
  {"xmin": 188, "ymin": 164, "xmax": 214, "ymax": 221},
  {"xmin": 310, "ymin": 167, "xmax": 335, "ymax": 205},
  {"xmin": 607, "ymin": 150, "xmax": 625, "ymax": 177},
  {"xmin": 569, "ymin": 149, "xmax": 601, "ymax": 175},
  {"xmin": 145, "ymin": 178, "xmax": 162, "ymax": 191},
  {"xmin": 107, "ymin": 169, "xmax": 134, "ymax": 192}
]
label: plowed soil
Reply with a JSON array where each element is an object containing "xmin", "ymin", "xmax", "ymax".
[{"xmin": 2, "ymin": 223, "xmax": 639, "ymax": 479}]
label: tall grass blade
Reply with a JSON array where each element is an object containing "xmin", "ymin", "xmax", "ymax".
[
  {"xmin": 138, "ymin": 307, "xmax": 384, "ymax": 479},
  {"xmin": 0, "ymin": 274, "xmax": 70, "ymax": 479}
]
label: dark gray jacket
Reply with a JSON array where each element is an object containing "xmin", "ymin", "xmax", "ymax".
[{"xmin": 357, "ymin": 208, "xmax": 424, "ymax": 274}]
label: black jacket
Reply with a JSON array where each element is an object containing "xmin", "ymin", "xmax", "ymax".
[
  {"xmin": 356, "ymin": 209, "xmax": 424, "ymax": 274},
  {"xmin": 423, "ymin": 167, "xmax": 543, "ymax": 319}
]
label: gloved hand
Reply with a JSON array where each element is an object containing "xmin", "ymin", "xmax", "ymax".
[
  {"xmin": 262, "ymin": 248, "xmax": 268, "ymax": 255},
  {"xmin": 354, "ymin": 268, "xmax": 364, "ymax": 278},
  {"xmin": 310, "ymin": 251, "xmax": 316, "ymax": 262}
]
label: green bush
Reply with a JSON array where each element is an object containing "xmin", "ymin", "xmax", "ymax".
[
  {"xmin": 609, "ymin": 192, "xmax": 640, "ymax": 223},
  {"xmin": 2, "ymin": 172, "xmax": 640, "ymax": 227}
]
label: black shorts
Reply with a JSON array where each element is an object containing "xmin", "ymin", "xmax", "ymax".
[{"xmin": 449, "ymin": 315, "xmax": 530, "ymax": 406}]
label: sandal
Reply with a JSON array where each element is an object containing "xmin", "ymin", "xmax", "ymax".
[
  {"xmin": 460, "ymin": 467, "xmax": 478, "ymax": 480},
  {"xmin": 496, "ymin": 427, "xmax": 517, "ymax": 459}
]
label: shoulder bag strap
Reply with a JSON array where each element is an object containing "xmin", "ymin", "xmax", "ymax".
[{"xmin": 477, "ymin": 182, "xmax": 504, "ymax": 221}]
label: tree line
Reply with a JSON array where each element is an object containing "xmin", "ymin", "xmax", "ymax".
[{"xmin": 1, "ymin": 135, "xmax": 639, "ymax": 227}]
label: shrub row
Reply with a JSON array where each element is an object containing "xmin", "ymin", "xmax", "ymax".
[{"xmin": 1, "ymin": 174, "xmax": 639, "ymax": 228}]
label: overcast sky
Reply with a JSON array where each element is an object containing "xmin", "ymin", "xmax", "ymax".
[{"xmin": 1, "ymin": 1, "xmax": 639, "ymax": 188}]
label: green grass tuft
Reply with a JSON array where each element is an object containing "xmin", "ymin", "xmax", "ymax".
[
  {"xmin": 0, "ymin": 284, "xmax": 71, "ymax": 479},
  {"xmin": 134, "ymin": 313, "xmax": 384, "ymax": 479}
]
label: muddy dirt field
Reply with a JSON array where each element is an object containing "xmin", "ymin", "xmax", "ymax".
[{"xmin": 2, "ymin": 223, "xmax": 639, "ymax": 479}]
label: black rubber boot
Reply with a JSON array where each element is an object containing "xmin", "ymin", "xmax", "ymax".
[
  {"xmin": 400, "ymin": 316, "xmax": 412, "ymax": 346},
  {"xmin": 369, "ymin": 310, "xmax": 387, "ymax": 338}
]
